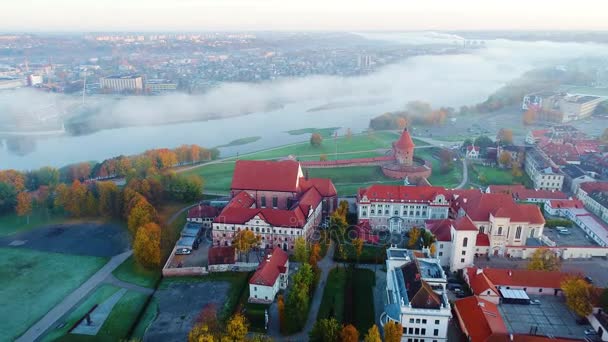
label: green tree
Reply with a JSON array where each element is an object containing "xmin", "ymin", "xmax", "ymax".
[
  {"xmin": 309, "ymin": 318, "xmax": 340, "ymax": 342},
  {"xmin": 330, "ymin": 211, "xmax": 348, "ymax": 237},
  {"xmin": 352, "ymin": 237, "xmax": 364, "ymax": 264},
  {"xmin": 294, "ymin": 237, "xmax": 309, "ymax": 263},
  {"xmin": 0, "ymin": 182, "xmax": 18, "ymax": 214},
  {"xmin": 527, "ymin": 248, "xmax": 561, "ymax": 271}
]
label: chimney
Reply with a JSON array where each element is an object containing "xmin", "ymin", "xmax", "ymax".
[
  {"xmin": 476, "ymin": 268, "xmax": 484, "ymax": 275},
  {"xmin": 508, "ymin": 270, "xmax": 512, "ymax": 277},
  {"xmin": 478, "ymin": 302, "xmax": 485, "ymax": 308}
]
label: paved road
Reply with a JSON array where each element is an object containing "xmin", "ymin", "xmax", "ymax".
[
  {"xmin": 104, "ymin": 274, "xmax": 154, "ymax": 295},
  {"xmin": 455, "ymin": 159, "xmax": 469, "ymax": 189},
  {"xmin": 16, "ymin": 250, "xmax": 133, "ymax": 342}
]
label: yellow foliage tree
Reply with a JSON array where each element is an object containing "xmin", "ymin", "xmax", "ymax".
[
  {"xmin": 188, "ymin": 323, "xmax": 215, "ymax": 342},
  {"xmin": 352, "ymin": 237, "xmax": 364, "ymax": 263},
  {"xmin": 232, "ymin": 230, "xmax": 261, "ymax": 262},
  {"xmin": 384, "ymin": 321, "xmax": 403, "ymax": 342},
  {"xmin": 364, "ymin": 325, "xmax": 382, "ymax": 342},
  {"xmin": 15, "ymin": 191, "xmax": 32, "ymax": 224},
  {"xmin": 133, "ymin": 222, "xmax": 161, "ymax": 268},
  {"xmin": 561, "ymin": 276, "xmax": 593, "ymax": 317},
  {"xmin": 527, "ymin": 248, "xmax": 561, "ymax": 271},
  {"xmin": 498, "ymin": 151, "xmax": 512, "ymax": 167},
  {"xmin": 408, "ymin": 227, "xmax": 421, "ymax": 248},
  {"xmin": 225, "ymin": 313, "xmax": 248, "ymax": 342},
  {"xmin": 294, "ymin": 236, "xmax": 309, "ymax": 263},
  {"xmin": 430, "ymin": 243, "xmax": 437, "ymax": 256},
  {"xmin": 127, "ymin": 195, "xmax": 158, "ymax": 235},
  {"xmin": 340, "ymin": 324, "xmax": 359, "ymax": 342}
]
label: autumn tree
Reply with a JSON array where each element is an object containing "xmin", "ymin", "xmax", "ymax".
[
  {"xmin": 352, "ymin": 237, "xmax": 364, "ymax": 264},
  {"xmin": 309, "ymin": 243, "xmax": 321, "ymax": 269},
  {"xmin": 294, "ymin": 237, "xmax": 309, "ymax": 263},
  {"xmin": 561, "ymin": 276, "xmax": 593, "ymax": 317},
  {"xmin": 232, "ymin": 230, "xmax": 261, "ymax": 262},
  {"xmin": 497, "ymin": 128, "xmax": 514, "ymax": 145},
  {"xmin": 511, "ymin": 165, "xmax": 523, "ymax": 178},
  {"xmin": 498, "ymin": 151, "xmax": 512, "ymax": 167},
  {"xmin": 319, "ymin": 154, "xmax": 328, "ymax": 162},
  {"xmin": 127, "ymin": 195, "xmax": 158, "ymax": 235},
  {"xmin": 133, "ymin": 222, "xmax": 161, "ymax": 268},
  {"xmin": 336, "ymin": 200, "xmax": 349, "ymax": 219},
  {"xmin": 340, "ymin": 324, "xmax": 359, "ymax": 342},
  {"xmin": 384, "ymin": 320, "xmax": 403, "ymax": 342},
  {"xmin": 97, "ymin": 181, "xmax": 122, "ymax": 218},
  {"xmin": 310, "ymin": 133, "xmax": 323, "ymax": 147},
  {"xmin": 309, "ymin": 317, "xmax": 341, "ymax": 342},
  {"xmin": 277, "ymin": 294, "xmax": 285, "ymax": 332},
  {"xmin": 527, "ymin": 248, "xmax": 561, "ymax": 271},
  {"xmin": 195, "ymin": 304, "xmax": 220, "ymax": 334},
  {"xmin": 188, "ymin": 323, "xmax": 215, "ymax": 342},
  {"xmin": 430, "ymin": 243, "xmax": 437, "ymax": 256},
  {"xmin": 364, "ymin": 325, "xmax": 382, "ymax": 342},
  {"xmin": 15, "ymin": 191, "xmax": 32, "ymax": 224},
  {"xmin": 408, "ymin": 227, "xmax": 421, "ymax": 248},
  {"xmin": 523, "ymin": 109, "xmax": 536, "ymax": 125},
  {"xmin": 0, "ymin": 182, "xmax": 18, "ymax": 214},
  {"xmin": 0, "ymin": 170, "xmax": 26, "ymax": 192},
  {"xmin": 225, "ymin": 313, "xmax": 249, "ymax": 342},
  {"xmin": 59, "ymin": 180, "xmax": 88, "ymax": 217}
]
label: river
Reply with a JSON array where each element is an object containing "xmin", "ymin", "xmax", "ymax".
[{"xmin": 2, "ymin": 37, "xmax": 607, "ymax": 170}]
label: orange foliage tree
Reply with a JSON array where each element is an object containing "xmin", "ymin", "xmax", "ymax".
[
  {"xmin": 0, "ymin": 170, "xmax": 26, "ymax": 192},
  {"xmin": 133, "ymin": 222, "xmax": 161, "ymax": 268},
  {"xmin": 15, "ymin": 191, "xmax": 32, "ymax": 224},
  {"xmin": 127, "ymin": 194, "xmax": 158, "ymax": 234},
  {"xmin": 340, "ymin": 324, "xmax": 359, "ymax": 342}
]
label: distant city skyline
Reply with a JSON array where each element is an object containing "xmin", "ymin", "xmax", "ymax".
[{"xmin": 2, "ymin": 0, "xmax": 608, "ymax": 31}]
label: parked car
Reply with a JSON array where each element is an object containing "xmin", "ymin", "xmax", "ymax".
[
  {"xmin": 447, "ymin": 283, "xmax": 463, "ymax": 291},
  {"xmin": 176, "ymin": 248, "xmax": 192, "ymax": 255},
  {"xmin": 529, "ymin": 299, "xmax": 541, "ymax": 305},
  {"xmin": 558, "ymin": 229, "xmax": 571, "ymax": 235},
  {"xmin": 585, "ymin": 329, "xmax": 597, "ymax": 336},
  {"xmin": 455, "ymin": 292, "xmax": 468, "ymax": 298},
  {"xmin": 584, "ymin": 276, "xmax": 593, "ymax": 284}
]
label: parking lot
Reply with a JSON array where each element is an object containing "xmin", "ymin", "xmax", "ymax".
[
  {"xmin": 499, "ymin": 295, "xmax": 590, "ymax": 339},
  {"xmin": 543, "ymin": 226, "xmax": 598, "ymax": 247}
]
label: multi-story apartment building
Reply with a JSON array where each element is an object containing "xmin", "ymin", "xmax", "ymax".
[
  {"xmin": 212, "ymin": 160, "xmax": 337, "ymax": 251},
  {"xmin": 382, "ymin": 248, "xmax": 452, "ymax": 342},
  {"xmin": 524, "ymin": 147, "xmax": 564, "ymax": 191},
  {"xmin": 577, "ymin": 182, "xmax": 608, "ymax": 225},
  {"xmin": 100, "ymin": 74, "xmax": 144, "ymax": 92}
]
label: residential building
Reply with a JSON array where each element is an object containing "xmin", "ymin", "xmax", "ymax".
[
  {"xmin": 496, "ymin": 145, "xmax": 526, "ymax": 167},
  {"xmin": 382, "ymin": 248, "xmax": 452, "ymax": 342},
  {"xmin": 545, "ymin": 198, "xmax": 608, "ymax": 247},
  {"xmin": 577, "ymin": 182, "xmax": 608, "ymax": 225},
  {"xmin": 187, "ymin": 204, "xmax": 219, "ymax": 229},
  {"xmin": 100, "ymin": 74, "xmax": 144, "ymax": 92},
  {"xmin": 522, "ymin": 92, "xmax": 604, "ymax": 123},
  {"xmin": 213, "ymin": 160, "xmax": 337, "ymax": 251},
  {"xmin": 357, "ymin": 185, "xmax": 451, "ymax": 232},
  {"xmin": 561, "ymin": 164, "xmax": 596, "ymax": 194},
  {"xmin": 425, "ymin": 216, "xmax": 478, "ymax": 270},
  {"xmin": 453, "ymin": 296, "xmax": 507, "ymax": 341},
  {"xmin": 145, "ymin": 79, "xmax": 178, "ymax": 93},
  {"xmin": 466, "ymin": 145, "xmax": 480, "ymax": 159},
  {"xmin": 580, "ymin": 153, "xmax": 608, "ymax": 179},
  {"xmin": 524, "ymin": 147, "xmax": 564, "ymax": 191},
  {"xmin": 485, "ymin": 184, "xmax": 568, "ymax": 204},
  {"xmin": 249, "ymin": 247, "xmax": 289, "ymax": 304}
]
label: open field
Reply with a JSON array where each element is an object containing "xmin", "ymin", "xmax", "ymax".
[
  {"xmin": 112, "ymin": 256, "xmax": 161, "ymax": 288},
  {"xmin": 0, "ymin": 248, "xmax": 108, "ymax": 341},
  {"xmin": 0, "ymin": 208, "xmax": 72, "ymax": 237},
  {"xmin": 469, "ymin": 164, "xmax": 532, "ymax": 187}
]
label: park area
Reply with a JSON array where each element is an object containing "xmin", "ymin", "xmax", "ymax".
[
  {"xmin": 468, "ymin": 163, "xmax": 532, "ymax": 187},
  {"xmin": 181, "ymin": 130, "xmax": 454, "ymax": 196},
  {"xmin": 317, "ymin": 267, "xmax": 377, "ymax": 335}
]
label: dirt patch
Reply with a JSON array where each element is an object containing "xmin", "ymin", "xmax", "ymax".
[
  {"xmin": 0, "ymin": 222, "xmax": 130, "ymax": 257},
  {"xmin": 144, "ymin": 281, "xmax": 230, "ymax": 342}
]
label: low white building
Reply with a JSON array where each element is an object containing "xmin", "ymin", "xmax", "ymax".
[
  {"xmin": 382, "ymin": 248, "xmax": 452, "ymax": 342},
  {"xmin": 248, "ymin": 247, "xmax": 289, "ymax": 304},
  {"xmin": 524, "ymin": 147, "xmax": 564, "ymax": 191}
]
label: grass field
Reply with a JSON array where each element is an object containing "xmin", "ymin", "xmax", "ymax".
[
  {"xmin": 131, "ymin": 297, "xmax": 158, "ymax": 340},
  {"xmin": 317, "ymin": 267, "xmax": 376, "ymax": 334},
  {"xmin": 415, "ymin": 148, "xmax": 463, "ymax": 188},
  {"xmin": 286, "ymin": 127, "xmax": 340, "ymax": 137},
  {"xmin": 0, "ymin": 248, "xmax": 108, "ymax": 341},
  {"xmin": 216, "ymin": 136, "xmax": 261, "ymax": 148},
  {"xmin": 0, "ymin": 208, "xmax": 71, "ymax": 237},
  {"xmin": 469, "ymin": 164, "xmax": 531, "ymax": 187},
  {"xmin": 112, "ymin": 256, "xmax": 161, "ymax": 289}
]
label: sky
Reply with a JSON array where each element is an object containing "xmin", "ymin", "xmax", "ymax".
[{"xmin": 2, "ymin": 0, "xmax": 608, "ymax": 31}]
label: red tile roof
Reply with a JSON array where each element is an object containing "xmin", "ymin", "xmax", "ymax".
[
  {"xmin": 466, "ymin": 268, "xmax": 498, "ymax": 296},
  {"xmin": 458, "ymin": 193, "xmax": 544, "ymax": 224},
  {"xmin": 250, "ymin": 247, "xmax": 288, "ymax": 286},
  {"xmin": 208, "ymin": 246, "xmax": 236, "ymax": 265},
  {"xmin": 476, "ymin": 233, "xmax": 490, "ymax": 247},
  {"xmin": 488, "ymin": 334, "xmax": 585, "ymax": 342},
  {"xmin": 299, "ymin": 177, "xmax": 337, "ymax": 197},
  {"xmin": 188, "ymin": 205, "xmax": 219, "ymax": 219},
  {"xmin": 227, "ymin": 191, "xmax": 256, "ymax": 208},
  {"xmin": 487, "ymin": 185, "xmax": 568, "ymax": 201},
  {"xmin": 359, "ymin": 184, "xmax": 448, "ymax": 203},
  {"xmin": 231, "ymin": 160, "xmax": 301, "ymax": 192},
  {"xmin": 454, "ymin": 215, "xmax": 478, "ymax": 231},
  {"xmin": 454, "ymin": 296, "xmax": 507, "ymax": 342},
  {"xmin": 425, "ymin": 219, "xmax": 453, "ymax": 242},
  {"xmin": 547, "ymin": 199, "xmax": 584, "ymax": 209},
  {"xmin": 394, "ymin": 128, "xmax": 415, "ymax": 150},
  {"xmin": 466, "ymin": 267, "xmax": 571, "ymax": 290},
  {"xmin": 355, "ymin": 221, "xmax": 380, "ymax": 244},
  {"xmin": 580, "ymin": 181, "xmax": 608, "ymax": 194}
]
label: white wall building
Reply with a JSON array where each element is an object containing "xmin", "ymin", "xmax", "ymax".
[{"xmin": 249, "ymin": 247, "xmax": 289, "ymax": 304}]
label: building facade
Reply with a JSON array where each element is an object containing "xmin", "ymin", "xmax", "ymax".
[
  {"xmin": 249, "ymin": 247, "xmax": 289, "ymax": 304},
  {"xmin": 100, "ymin": 74, "xmax": 144, "ymax": 92},
  {"xmin": 524, "ymin": 147, "xmax": 564, "ymax": 191}
]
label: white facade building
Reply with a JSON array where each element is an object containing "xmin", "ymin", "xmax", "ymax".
[{"xmin": 249, "ymin": 247, "xmax": 289, "ymax": 304}]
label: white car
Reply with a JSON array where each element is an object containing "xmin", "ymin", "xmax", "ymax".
[
  {"xmin": 529, "ymin": 299, "xmax": 541, "ymax": 305},
  {"xmin": 175, "ymin": 248, "xmax": 192, "ymax": 255}
]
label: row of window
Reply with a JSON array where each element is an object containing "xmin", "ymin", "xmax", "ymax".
[
  {"xmin": 215, "ymin": 226, "xmax": 302, "ymax": 236},
  {"xmin": 409, "ymin": 319, "xmax": 440, "ymax": 325},
  {"xmin": 404, "ymin": 327, "xmax": 440, "ymax": 337},
  {"xmin": 260, "ymin": 196, "xmax": 278, "ymax": 208},
  {"xmin": 406, "ymin": 339, "xmax": 438, "ymax": 342},
  {"xmin": 366, "ymin": 209, "xmax": 428, "ymax": 217}
]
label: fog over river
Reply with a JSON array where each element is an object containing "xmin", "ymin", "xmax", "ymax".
[{"xmin": 2, "ymin": 35, "xmax": 608, "ymax": 170}]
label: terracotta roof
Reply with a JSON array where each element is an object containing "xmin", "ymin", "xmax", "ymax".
[
  {"xmin": 299, "ymin": 177, "xmax": 337, "ymax": 197},
  {"xmin": 359, "ymin": 184, "xmax": 448, "ymax": 203},
  {"xmin": 459, "ymin": 193, "xmax": 544, "ymax": 224},
  {"xmin": 467, "ymin": 145, "xmax": 480, "ymax": 152},
  {"xmin": 355, "ymin": 221, "xmax": 380, "ymax": 244},
  {"xmin": 547, "ymin": 199, "xmax": 584, "ymax": 209},
  {"xmin": 466, "ymin": 268, "xmax": 498, "ymax": 296},
  {"xmin": 188, "ymin": 205, "xmax": 219, "ymax": 219},
  {"xmin": 454, "ymin": 296, "xmax": 507, "ymax": 342},
  {"xmin": 466, "ymin": 267, "xmax": 571, "ymax": 290},
  {"xmin": 476, "ymin": 233, "xmax": 490, "ymax": 247},
  {"xmin": 394, "ymin": 128, "xmax": 415, "ymax": 150},
  {"xmin": 297, "ymin": 187, "xmax": 323, "ymax": 214},
  {"xmin": 454, "ymin": 215, "xmax": 478, "ymax": 231},
  {"xmin": 425, "ymin": 219, "xmax": 453, "ymax": 242},
  {"xmin": 226, "ymin": 191, "xmax": 256, "ymax": 209},
  {"xmin": 488, "ymin": 334, "xmax": 585, "ymax": 342},
  {"xmin": 249, "ymin": 247, "xmax": 288, "ymax": 286},
  {"xmin": 208, "ymin": 246, "xmax": 236, "ymax": 265},
  {"xmin": 580, "ymin": 181, "xmax": 608, "ymax": 194},
  {"xmin": 231, "ymin": 160, "xmax": 301, "ymax": 192},
  {"xmin": 487, "ymin": 185, "xmax": 568, "ymax": 201}
]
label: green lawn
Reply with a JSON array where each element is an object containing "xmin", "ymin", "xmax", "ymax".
[
  {"xmin": 158, "ymin": 272, "xmax": 250, "ymax": 321},
  {"xmin": 41, "ymin": 284, "xmax": 121, "ymax": 342},
  {"xmin": 0, "ymin": 208, "xmax": 70, "ymax": 237},
  {"xmin": 317, "ymin": 267, "xmax": 347, "ymax": 322},
  {"xmin": 112, "ymin": 256, "xmax": 161, "ymax": 289},
  {"xmin": 0, "ymin": 248, "xmax": 108, "ymax": 341},
  {"xmin": 55, "ymin": 290, "xmax": 150, "ymax": 342},
  {"xmin": 306, "ymin": 166, "xmax": 403, "ymax": 196},
  {"xmin": 131, "ymin": 297, "xmax": 158, "ymax": 340},
  {"xmin": 334, "ymin": 242, "xmax": 387, "ymax": 264},
  {"xmin": 415, "ymin": 148, "xmax": 463, "ymax": 188},
  {"xmin": 317, "ymin": 267, "xmax": 376, "ymax": 334},
  {"xmin": 216, "ymin": 136, "xmax": 261, "ymax": 148},
  {"xmin": 286, "ymin": 127, "xmax": 340, "ymax": 137},
  {"xmin": 469, "ymin": 164, "xmax": 531, "ymax": 187}
]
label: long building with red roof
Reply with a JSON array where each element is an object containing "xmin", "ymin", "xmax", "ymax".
[
  {"xmin": 213, "ymin": 160, "xmax": 337, "ymax": 251},
  {"xmin": 249, "ymin": 247, "xmax": 289, "ymax": 304}
]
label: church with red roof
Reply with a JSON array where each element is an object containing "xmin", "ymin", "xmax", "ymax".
[{"xmin": 212, "ymin": 160, "xmax": 337, "ymax": 251}]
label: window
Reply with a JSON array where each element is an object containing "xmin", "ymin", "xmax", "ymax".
[
  {"xmin": 421, "ymin": 328, "xmax": 426, "ymax": 335},
  {"xmin": 462, "ymin": 251, "xmax": 466, "ymax": 256},
  {"xmin": 394, "ymin": 210, "xmax": 399, "ymax": 215},
  {"xmin": 497, "ymin": 227, "xmax": 503, "ymax": 235},
  {"xmin": 438, "ymin": 252, "xmax": 443, "ymax": 257},
  {"xmin": 434, "ymin": 329, "xmax": 439, "ymax": 336},
  {"xmin": 410, "ymin": 318, "xmax": 415, "ymax": 323},
  {"xmin": 362, "ymin": 211, "xmax": 367, "ymax": 216},
  {"xmin": 439, "ymin": 244, "xmax": 443, "ymax": 248},
  {"xmin": 539, "ymin": 288, "xmax": 543, "ymax": 293},
  {"xmin": 254, "ymin": 286, "xmax": 257, "ymax": 291},
  {"xmin": 422, "ymin": 319, "xmax": 426, "ymax": 324},
  {"xmin": 461, "ymin": 258, "xmax": 465, "ymax": 263},
  {"xmin": 409, "ymin": 328, "xmax": 414, "ymax": 334},
  {"xmin": 416, "ymin": 319, "xmax": 420, "ymax": 323},
  {"xmin": 415, "ymin": 328, "xmax": 420, "ymax": 335},
  {"xmin": 260, "ymin": 196, "xmax": 266, "ymax": 207},
  {"xmin": 479, "ymin": 226, "xmax": 485, "ymax": 234},
  {"xmin": 435, "ymin": 320, "xmax": 439, "ymax": 325},
  {"xmin": 371, "ymin": 209, "xmax": 375, "ymax": 214},
  {"xmin": 463, "ymin": 237, "xmax": 468, "ymax": 247},
  {"xmin": 272, "ymin": 196, "xmax": 278, "ymax": 208},
  {"xmin": 515, "ymin": 226, "xmax": 522, "ymax": 239}
]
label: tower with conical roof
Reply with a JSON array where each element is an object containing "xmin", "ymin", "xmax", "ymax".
[{"xmin": 393, "ymin": 128, "xmax": 415, "ymax": 166}]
